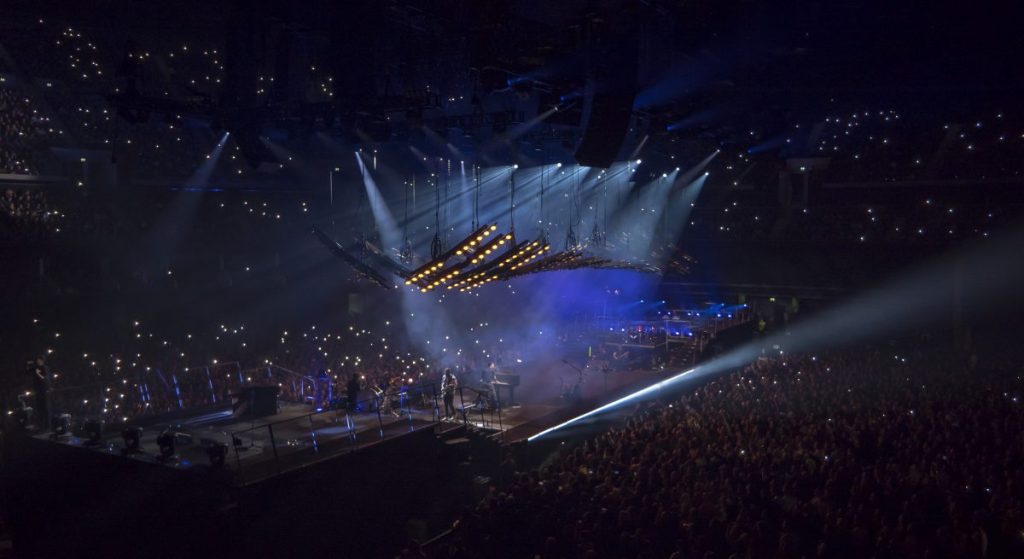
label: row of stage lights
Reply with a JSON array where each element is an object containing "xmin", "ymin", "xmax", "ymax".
[
  {"xmin": 508, "ymin": 243, "xmax": 551, "ymax": 271},
  {"xmin": 451, "ymin": 240, "xmax": 551, "ymax": 292},
  {"xmin": 454, "ymin": 224, "xmax": 499, "ymax": 257},
  {"xmin": 405, "ymin": 223, "xmax": 516, "ymax": 293},
  {"xmin": 417, "ymin": 269, "xmax": 460, "ymax": 292},
  {"xmin": 496, "ymin": 240, "xmax": 542, "ymax": 270},
  {"xmin": 470, "ymin": 233, "xmax": 513, "ymax": 265},
  {"xmin": 450, "ymin": 241, "xmax": 535, "ymax": 290},
  {"xmin": 400, "ymin": 221, "xmax": 557, "ymax": 294},
  {"xmin": 404, "ymin": 224, "xmax": 497, "ymax": 287}
]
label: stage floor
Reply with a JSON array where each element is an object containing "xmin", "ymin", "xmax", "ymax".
[
  {"xmin": 32, "ymin": 363, "xmax": 666, "ymax": 483},
  {"xmin": 35, "ymin": 402, "xmax": 443, "ymax": 482}
]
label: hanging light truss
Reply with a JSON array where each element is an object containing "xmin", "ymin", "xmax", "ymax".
[{"xmin": 312, "ymin": 160, "xmax": 686, "ymax": 295}]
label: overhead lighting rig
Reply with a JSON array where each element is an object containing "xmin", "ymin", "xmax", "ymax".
[
  {"xmin": 469, "ymin": 233, "xmax": 513, "ymax": 265},
  {"xmin": 404, "ymin": 224, "xmax": 503, "ymax": 293},
  {"xmin": 315, "ymin": 223, "xmax": 669, "ymax": 295}
]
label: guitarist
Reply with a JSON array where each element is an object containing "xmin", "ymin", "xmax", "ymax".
[{"xmin": 441, "ymin": 368, "xmax": 458, "ymax": 420}]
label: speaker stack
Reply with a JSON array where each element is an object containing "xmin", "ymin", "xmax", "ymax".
[{"xmin": 573, "ymin": 12, "xmax": 640, "ymax": 169}]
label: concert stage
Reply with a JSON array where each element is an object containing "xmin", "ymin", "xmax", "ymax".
[
  {"xmin": 18, "ymin": 314, "xmax": 747, "ymax": 486},
  {"xmin": 28, "ymin": 398, "xmax": 440, "ymax": 483},
  {"xmin": 6, "ymin": 361, "xmax": 678, "ymax": 558},
  {"xmin": 22, "ymin": 358, "xmax": 667, "ymax": 484}
]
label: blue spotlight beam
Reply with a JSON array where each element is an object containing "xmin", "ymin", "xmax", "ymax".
[{"xmin": 356, "ymin": 152, "xmax": 403, "ymax": 251}]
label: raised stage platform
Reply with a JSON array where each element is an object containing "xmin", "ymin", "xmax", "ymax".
[
  {"xmin": 6, "ymin": 358, "xmax": 699, "ymax": 559},
  {"xmin": 25, "ymin": 358, "xmax": 667, "ymax": 485}
]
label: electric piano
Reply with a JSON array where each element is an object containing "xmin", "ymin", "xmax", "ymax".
[{"xmin": 491, "ymin": 372, "xmax": 520, "ymax": 407}]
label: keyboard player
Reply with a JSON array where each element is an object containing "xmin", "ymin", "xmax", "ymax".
[{"xmin": 491, "ymin": 371, "xmax": 520, "ymax": 407}]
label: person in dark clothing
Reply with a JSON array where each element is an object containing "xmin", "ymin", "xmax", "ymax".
[
  {"xmin": 441, "ymin": 368, "xmax": 458, "ymax": 420},
  {"xmin": 346, "ymin": 373, "xmax": 361, "ymax": 412}
]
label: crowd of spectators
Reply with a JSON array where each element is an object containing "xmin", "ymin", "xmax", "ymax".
[
  {"xmin": 117, "ymin": 119, "xmax": 226, "ymax": 178},
  {"xmin": 673, "ymin": 196, "xmax": 1021, "ymax": 246},
  {"xmin": 684, "ymin": 205, "xmax": 776, "ymax": 242},
  {"xmin": 811, "ymin": 110, "xmax": 1024, "ymax": 184},
  {"xmin": 1, "ymin": 185, "xmax": 316, "ymax": 309},
  {"xmin": 0, "ymin": 85, "xmax": 62, "ymax": 175},
  {"xmin": 141, "ymin": 39, "xmax": 225, "ymax": 100},
  {"xmin": 706, "ymin": 108, "xmax": 1024, "ymax": 186},
  {"xmin": 5, "ymin": 20, "xmax": 1024, "ymax": 196},
  {"xmin": 779, "ymin": 200, "xmax": 1017, "ymax": 244},
  {"xmin": 427, "ymin": 342, "xmax": 1024, "ymax": 558},
  {"xmin": 39, "ymin": 83, "xmax": 118, "ymax": 147},
  {"xmin": 0, "ymin": 22, "xmax": 247, "ymax": 179},
  {"xmin": 4, "ymin": 317, "xmax": 437, "ymax": 426},
  {"xmin": 0, "ymin": 188, "xmax": 63, "ymax": 239},
  {"xmin": 3, "ymin": 17, "xmax": 1024, "ymax": 191},
  {"xmin": 1, "ymin": 23, "xmax": 115, "ymax": 91},
  {"xmin": 2, "ymin": 19, "xmax": 296, "ymax": 106}
]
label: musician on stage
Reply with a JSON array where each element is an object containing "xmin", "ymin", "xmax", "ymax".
[
  {"xmin": 441, "ymin": 368, "xmax": 458, "ymax": 420},
  {"xmin": 480, "ymin": 361, "xmax": 495, "ymax": 384},
  {"xmin": 378, "ymin": 373, "xmax": 393, "ymax": 414},
  {"xmin": 386, "ymin": 376, "xmax": 404, "ymax": 417}
]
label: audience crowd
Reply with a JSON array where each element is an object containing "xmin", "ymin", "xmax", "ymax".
[
  {"xmin": 2, "ymin": 20, "xmax": 1023, "ymax": 194},
  {"xmin": 428, "ymin": 343, "xmax": 1024, "ymax": 559},
  {"xmin": 0, "ymin": 85, "xmax": 62, "ymax": 175},
  {"xmin": 2, "ymin": 315, "xmax": 441, "ymax": 426},
  {"xmin": 0, "ymin": 188, "xmax": 63, "ymax": 239},
  {"xmin": 707, "ymin": 108, "xmax": 1024, "ymax": 186}
]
